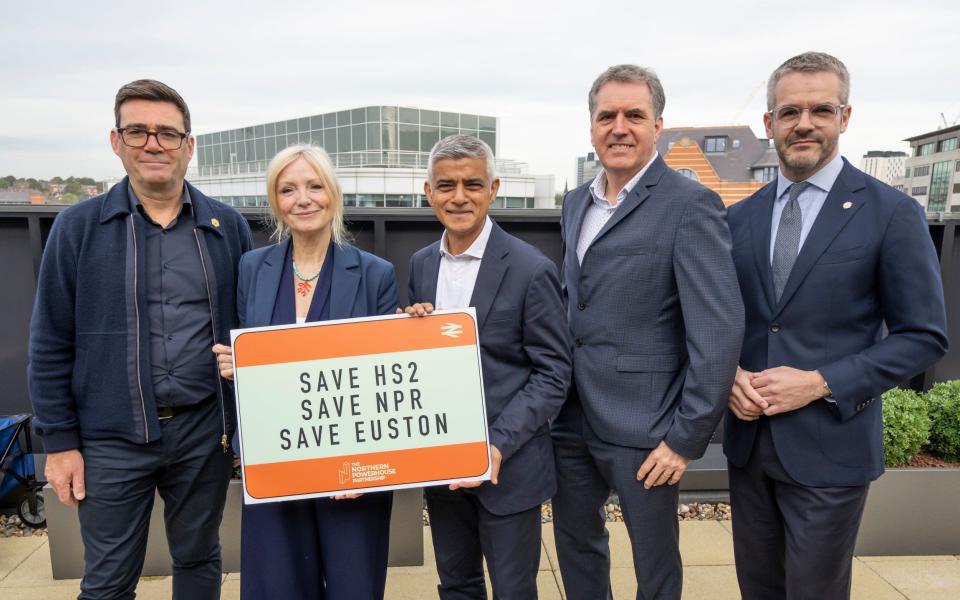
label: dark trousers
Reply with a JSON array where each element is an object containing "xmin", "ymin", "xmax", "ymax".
[
  {"xmin": 240, "ymin": 491, "xmax": 392, "ymax": 600},
  {"xmin": 77, "ymin": 399, "xmax": 232, "ymax": 600},
  {"xmin": 425, "ymin": 486, "xmax": 541, "ymax": 600},
  {"xmin": 729, "ymin": 418, "xmax": 869, "ymax": 600},
  {"xmin": 551, "ymin": 399, "xmax": 681, "ymax": 600}
]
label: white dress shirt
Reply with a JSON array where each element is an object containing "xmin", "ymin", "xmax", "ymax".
[
  {"xmin": 769, "ymin": 153, "xmax": 844, "ymax": 263},
  {"xmin": 435, "ymin": 216, "xmax": 493, "ymax": 309},
  {"xmin": 577, "ymin": 152, "xmax": 659, "ymax": 265}
]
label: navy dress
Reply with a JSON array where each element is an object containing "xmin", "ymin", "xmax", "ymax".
[{"xmin": 240, "ymin": 243, "xmax": 393, "ymax": 600}]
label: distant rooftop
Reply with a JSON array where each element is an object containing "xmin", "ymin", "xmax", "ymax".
[
  {"xmin": 903, "ymin": 123, "xmax": 960, "ymax": 143},
  {"xmin": 863, "ymin": 150, "xmax": 907, "ymax": 158},
  {"xmin": 657, "ymin": 125, "xmax": 768, "ymax": 181}
]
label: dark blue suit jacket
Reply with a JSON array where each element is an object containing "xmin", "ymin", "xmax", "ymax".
[
  {"xmin": 724, "ymin": 159, "xmax": 948, "ymax": 487},
  {"xmin": 408, "ymin": 221, "xmax": 572, "ymax": 516},
  {"xmin": 236, "ymin": 238, "xmax": 398, "ymax": 329},
  {"xmin": 561, "ymin": 155, "xmax": 744, "ymax": 460}
]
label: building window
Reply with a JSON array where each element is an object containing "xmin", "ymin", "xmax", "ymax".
[
  {"xmin": 677, "ymin": 168, "xmax": 699, "ymax": 181},
  {"xmin": 756, "ymin": 166, "xmax": 777, "ymax": 182},
  {"xmin": 955, "ymin": 160, "xmax": 960, "ymax": 172},
  {"xmin": 916, "ymin": 142, "xmax": 934, "ymax": 157},
  {"xmin": 937, "ymin": 137, "xmax": 958, "ymax": 153},
  {"xmin": 911, "ymin": 186, "xmax": 928, "ymax": 196},
  {"xmin": 904, "ymin": 167, "xmax": 911, "ymax": 178},
  {"xmin": 704, "ymin": 136, "xmax": 727, "ymax": 153},
  {"xmin": 732, "ymin": 139, "xmax": 741, "ymax": 149},
  {"xmin": 927, "ymin": 160, "xmax": 952, "ymax": 212},
  {"xmin": 953, "ymin": 183, "xmax": 960, "ymax": 194},
  {"xmin": 894, "ymin": 185, "xmax": 905, "ymax": 192},
  {"xmin": 913, "ymin": 165, "xmax": 930, "ymax": 177}
]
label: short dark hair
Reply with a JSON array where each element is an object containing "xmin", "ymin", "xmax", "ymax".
[
  {"xmin": 588, "ymin": 64, "xmax": 666, "ymax": 120},
  {"xmin": 114, "ymin": 79, "xmax": 191, "ymax": 132},
  {"xmin": 767, "ymin": 52, "xmax": 850, "ymax": 110}
]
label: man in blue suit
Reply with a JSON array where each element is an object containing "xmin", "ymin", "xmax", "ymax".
[
  {"xmin": 403, "ymin": 135, "xmax": 572, "ymax": 598},
  {"xmin": 552, "ymin": 65, "xmax": 744, "ymax": 600},
  {"xmin": 725, "ymin": 51, "xmax": 948, "ymax": 600}
]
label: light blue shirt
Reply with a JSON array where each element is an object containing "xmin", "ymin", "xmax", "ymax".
[
  {"xmin": 577, "ymin": 151, "xmax": 658, "ymax": 265},
  {"xmin": 769, "ymin": 153, "xmax": 844, "ymax": 264}
]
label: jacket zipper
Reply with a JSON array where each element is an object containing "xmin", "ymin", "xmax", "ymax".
[
  {"xmin": 130, "ymin": 217, "xmax": 150, "ymax": 443},
  {"xmin": 194, "ymin": 229, "xmax": 230, "ymax": 453}
]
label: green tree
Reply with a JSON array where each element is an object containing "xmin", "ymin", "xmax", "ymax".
[
  {"xmin": 2, "ymin": 175, "xmax": 14, "ymax": 186},
  {"xmin": 64, "ymin": 181, "xmax": 83, "ymax": 195},
  {"xmin": 26, "ymin": 178, "xmax": 43, "ymax": 191},
  {"xmin": 0, "ymin": 179, "xmax": 9, "ymax": 189},
  {"xmin": 51, "ymin": 176, "xmax": 63, "ymax": 184},
  {"xmin": 59, "ymin": 193, "xmax": 80, "ymax": 204}
]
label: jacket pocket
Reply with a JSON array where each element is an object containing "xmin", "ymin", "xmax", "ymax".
[{"xmin": 818, "ymin": 245, "xmax": 864, "ymax": 265}]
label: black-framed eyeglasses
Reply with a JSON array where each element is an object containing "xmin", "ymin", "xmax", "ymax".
[
  {"xmin": 117, "ymin": 127, "xmax": 190, "ymax": 150},
  {"xmin": 768, "ymin": 103, "xmax": 846, "ymax": 126}
]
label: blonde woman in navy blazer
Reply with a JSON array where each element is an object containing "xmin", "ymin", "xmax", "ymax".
[{"xmin": 213, "ymin": 144, "xmax": 398, "ymax": 599}]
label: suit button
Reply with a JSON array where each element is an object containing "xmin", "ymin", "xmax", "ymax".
[
  {"xmin": 575, "ymin": 339, "xmax": 584, "ymax": 347},
  {"xmin": 769, "ymin": 324, "xmax": 781, "ymax": 333},
  {"xmin": 578, "ymin": 302, "xmax": 586, "ymax": 310}
]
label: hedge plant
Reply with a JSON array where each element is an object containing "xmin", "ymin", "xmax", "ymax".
[
  {"xmin": 926, "ymin": 380, "xmax": 960, "ymax": 461},
  {"xmin": 881, "ymin": 387, "xmax": 930, "ymax": 467}
]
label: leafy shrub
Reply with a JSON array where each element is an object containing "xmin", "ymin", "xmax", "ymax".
[
  {"xmin": 926, "ymin": 380, "xmax": 960, "ymax": 461},
  {"xmin": 881, "ymin": 387, "xmax": 931, "ymax": 467}
]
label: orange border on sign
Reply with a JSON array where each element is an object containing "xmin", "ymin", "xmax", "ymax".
[
  {"xmin": 234, "ymin": 312, "xmax": 477, "ymax": 367},
  {"xmin": 244, "ymin": 441, "xmax": 489, "ymax": 498}
]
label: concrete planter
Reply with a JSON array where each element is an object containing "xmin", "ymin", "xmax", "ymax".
[
  {"xmin": 45, "ymin": 481, "xmax": 424, "ymax": 579},
  {"xmin": 854, "ymin": 467, "xmax": 960, "ymax": 555}
]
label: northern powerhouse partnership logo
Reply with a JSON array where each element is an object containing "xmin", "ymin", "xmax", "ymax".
[{"xmin": 339, "ymin": 461, "xmax": 398, "ymax": 484}]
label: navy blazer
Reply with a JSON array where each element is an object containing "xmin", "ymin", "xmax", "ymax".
[
  {"xmin": 408, "ymin": 221, "xmax": 572, "ymax": 516},
  {"xmin": 236, "ymin": 238, "xmax": 398, "ymax": 329},
  {"xmin": 561, "ymin": 155, "xmax": 745, "ymax": 460},
  {"xmin": 724, "ymin": 158, "xmax": 948, "ymax": 487}
]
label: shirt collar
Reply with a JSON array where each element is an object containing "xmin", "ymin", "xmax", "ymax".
[
  {"xmin": 439, "ymin": 216, "xmax": 492, "ymax": 260},
  {"xmin": 775, "ymin": 153, "xmax": 844, "ymax": 200},
  {"xmin": 589, "ymin": 151, "xmax": 659, "ymax": 208},
  {"xmin": 127, "ymin": 182, "xmax": 191, "ymax": 216}
]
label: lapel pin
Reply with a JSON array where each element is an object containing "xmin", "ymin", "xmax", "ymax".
[
  {"xmin": 211, "ymin": 218, "xmax": 220, "ymax": 228},
  {"xmin": 842, "ymin": 201, "xmax": 853, "ymax": 209}
]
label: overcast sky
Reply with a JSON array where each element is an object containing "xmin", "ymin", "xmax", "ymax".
[{"xmin": 2, "ymin": 0, "xmax": 958, "ymax": 188}]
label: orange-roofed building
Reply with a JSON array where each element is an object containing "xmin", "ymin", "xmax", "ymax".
[{"xmin": 657, "ymin": 125, "xmax": 778, "ymax": 206}]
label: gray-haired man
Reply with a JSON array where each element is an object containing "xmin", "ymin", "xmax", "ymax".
[
  {"xmin": 552, "ymin": 65, "xmax": 744, "ymax": 599},
  {"xmin": 402, "ymin": 135, "xmax": 572, "ymax": 598}
]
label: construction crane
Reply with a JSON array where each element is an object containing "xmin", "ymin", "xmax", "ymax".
[
  {"xmin": 729, "ymin": 81, "xmax": 766, "ymax": 125},
  {"xmin": 940, "ymin": 110, "xmax": 960, "ymax": 128}
]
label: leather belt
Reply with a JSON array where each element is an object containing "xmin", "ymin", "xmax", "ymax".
[{"xmin": 156, "ymin": 403, "xmax": 201, "ymax": 421}]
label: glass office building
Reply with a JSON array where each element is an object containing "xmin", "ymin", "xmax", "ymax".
[{"xmin": 188, "ymin": 106, "xmax": 553, "ymax": 209}]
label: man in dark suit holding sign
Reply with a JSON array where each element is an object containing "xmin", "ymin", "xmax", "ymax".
[
  {"xmin": 724, "ymin": 51, "xmax": 948, "ymax": 600},
  {"xmin": 402, "ymin": 134, "xmax": 572, "ymax": 599}
]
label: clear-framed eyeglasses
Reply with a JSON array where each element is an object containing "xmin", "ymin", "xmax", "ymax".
[{"xmin": 768, "ymin": 103, "xmax": 846, "ymax": 126}]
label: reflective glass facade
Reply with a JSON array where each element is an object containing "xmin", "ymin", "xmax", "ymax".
[{"xmin": 196, "ymin": 106, "xmax": 498, "ymax": 176}]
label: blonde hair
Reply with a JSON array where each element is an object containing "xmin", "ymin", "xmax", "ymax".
[{"xmin": 265, "ymin": 144, "xmax": 347, "ymax": 244}]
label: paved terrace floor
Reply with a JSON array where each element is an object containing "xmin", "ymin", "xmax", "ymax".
[{"xmin": 3, "ymin": 521, "xmax": 959, "ymax": 599}]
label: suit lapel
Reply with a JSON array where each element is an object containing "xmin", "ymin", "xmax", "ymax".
[
  {"xmin": 751, "ymin": 183, "xmax": 779, "ymax": 311},
  {"xmin": 419, "ymin": 244, "xmax": 441, "ymax": 305},
  {"xmin": 588, "ymin": 155, "xmax": 664, "ymax": 247},
  {"xmin": 566, "ymin": 186, "xmax": 593, "ymax": 276},
  {"xmin": 773, "ymin": 163, "xmax": 866, "ymax": 316},
  {"xmin": 252, "ymin": 240, "xmax": 288, "ymax": 326},
  {"xmin": 330, "ymin": 244, "xmax": 361, "ymax": 320},
  {"xmin": 469, "ymin": 223, "xmax": 509, "ymax": 329}
]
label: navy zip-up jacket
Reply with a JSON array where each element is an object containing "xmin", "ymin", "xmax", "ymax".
[{"xmin": 28, "ymin": 177, "xmax": 253, "ymax": 453}]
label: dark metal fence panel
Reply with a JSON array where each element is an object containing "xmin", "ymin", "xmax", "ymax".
[{"xmin": 2, "ymin": 204, "xmax": 955, "ymax": 434}]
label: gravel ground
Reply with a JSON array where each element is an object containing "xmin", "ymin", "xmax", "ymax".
[
  {"xmin": 422, "ymin": 502, "xmax": 731, "ymax": 526},
  {"xmin": 0, "ymin": 513, "xmax": 46, "ymax": 538}
]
